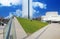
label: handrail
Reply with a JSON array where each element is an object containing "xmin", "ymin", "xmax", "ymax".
[
  {"xmin": 3, "ymin": 17, "xmax": 16, "ymax": 39},
  {"xmin": 3, "ymin": 17, "xmax": 13, "ymax": 39},
  {"xmin": 10, "ymin": 17, "xmax": 16, "ymax": 39}
]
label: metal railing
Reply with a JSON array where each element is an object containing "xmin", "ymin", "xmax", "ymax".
[{"xmin": 3, "ymin": 17, "xmax": 16, "ymax": 39}]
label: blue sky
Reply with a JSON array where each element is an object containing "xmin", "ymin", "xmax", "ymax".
[
  {"xmin": 0, "ymin": 0, "xmax": 60, "ymax": 18},
  {"xmin": 33, "ymin": 0, "xmax": 60, "ymax": 18},
  {"xmin": 0, "ymin": 5, "xmax": 22, "ymax": 17}
]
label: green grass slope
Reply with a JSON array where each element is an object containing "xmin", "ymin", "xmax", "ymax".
[{"xmin": 17, "ymin": 17, "xmax": 48, "ymax": 34}]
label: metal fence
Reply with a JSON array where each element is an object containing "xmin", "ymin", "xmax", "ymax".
[{"xmin": 3, "ymin": 17, "xmax": 16, "ymax": 39}]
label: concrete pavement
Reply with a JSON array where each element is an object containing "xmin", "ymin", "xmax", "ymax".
[
  {"xmin": 26, "ymin": 23, "xmax": 60, "ymax": 39},
  {"xmin": 13, "ymin": 17, "xmax": 27, "ymax": 39},
  {"xmin": 38, "ymin": 23, "xmax": 60, "ymax": 39},
  {"xmin": 26, "ymin": 24, "xmax": 49, "ymax": 39},
  {"xmin": 0, "ymin": 26, "xmax": 5, "ymax": 39}
]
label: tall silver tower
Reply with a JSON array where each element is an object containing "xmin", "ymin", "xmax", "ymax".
[{"xmin": 22, "ymin": 0, "xmax": 33, "ymax": 19}]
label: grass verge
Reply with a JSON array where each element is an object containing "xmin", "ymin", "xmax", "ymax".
[{"xmin": 17, "ymin": 17, "xmax": 48, "ymax": 34}]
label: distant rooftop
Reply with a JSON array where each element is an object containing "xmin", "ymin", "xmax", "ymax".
[
  {"xmin": 46, "ymin": 11, "xmax": 58, "ymax": 16},
  {"xmin": 42, "ymin": 11, "xmax": 60, "ymax": 21}
]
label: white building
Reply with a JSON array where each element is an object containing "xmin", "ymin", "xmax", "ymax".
[
  {"xmin": 22, "ymin": 0, "xmax": 33, "ymax": 19},
  {"xmin": 42, "ymin": 11, "xmax": 60, "ymax": 22}
]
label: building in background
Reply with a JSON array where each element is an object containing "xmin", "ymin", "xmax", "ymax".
[
  {"xmin": 22, "ymin": 0, "xmax": 33, "ymax": 19},
  {"xmin": 41, "ymin": 11, "xmax": 60, "ymax": 22}
]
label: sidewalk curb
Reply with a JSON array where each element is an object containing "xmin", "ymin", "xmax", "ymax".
[{"xmin": 25, "ymin": 24, "xmax": 49, "ymax": 39}]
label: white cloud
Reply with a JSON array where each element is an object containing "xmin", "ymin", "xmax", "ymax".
[
  {"xmin": 10, "ymin": 0, "xmax": 22, "ymax": 5},
  {"xmin": 9, "ymin": 13, "xmax": 13, "ymax": 17},
  {"xmin": 36, "ymin": 11, "xmax": 39, "ymax": 13},
  {"xmin": 32, "ymin": 2, "xmax": 47, "ymax": 18},
  {"xmin": 5, "ymin": 9, "xmax": 22, "ymax": 19},
  {"xmin": 33, "ymin": 10, "xmax": 39, "ymax": 13},
  {"xmin": 5, "ymin": 12, "xmax": 13, "ymax": 19},
  {"xmin": 32, "ymin": 2, "xmax": 47, "ymax": 9},
  {"xmin": 15, "ymin": 9, "xmax": 22, "ymax": 17},
  {"xmin": 0, "ymin": 0, "xmax": 22, "ymax": 6},
  {"xmin": 0, "ymin": 0, "xmax": 11, "ymax": 6},
  {"xmin": 33, "ymin": 10, "xmax": 36, "ymax": 13}
]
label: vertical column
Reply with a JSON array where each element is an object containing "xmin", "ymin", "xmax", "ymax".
[
  {"xmin": 29, "ymin": 0, "xmax": 33, "ymax": 19},
  {"xmin": 22, "ymin": 0, "xmax": 33, "ymax": 19},
  {"xmin": 22, "ymin": 0, "xmax": 28, "ymax": 18}
]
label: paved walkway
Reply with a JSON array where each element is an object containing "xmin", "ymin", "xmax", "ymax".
[
  {"xmin": 13, "ymin": 17, "xmax": 27, "ymax": 39},
  {"xmin": 26, "ymin": 23, "xmax": 60, "ymax": 39},
  {"xmin": 0, "ymin": 26, "xmax": 5, "ymax": 39},
  {"xmin": 38, "ymin": 23, "xmax": 60, "ymax": 39},
  {"xmin": 26, "ymin": 24, "xmax": 49, "ymax": 39}
]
